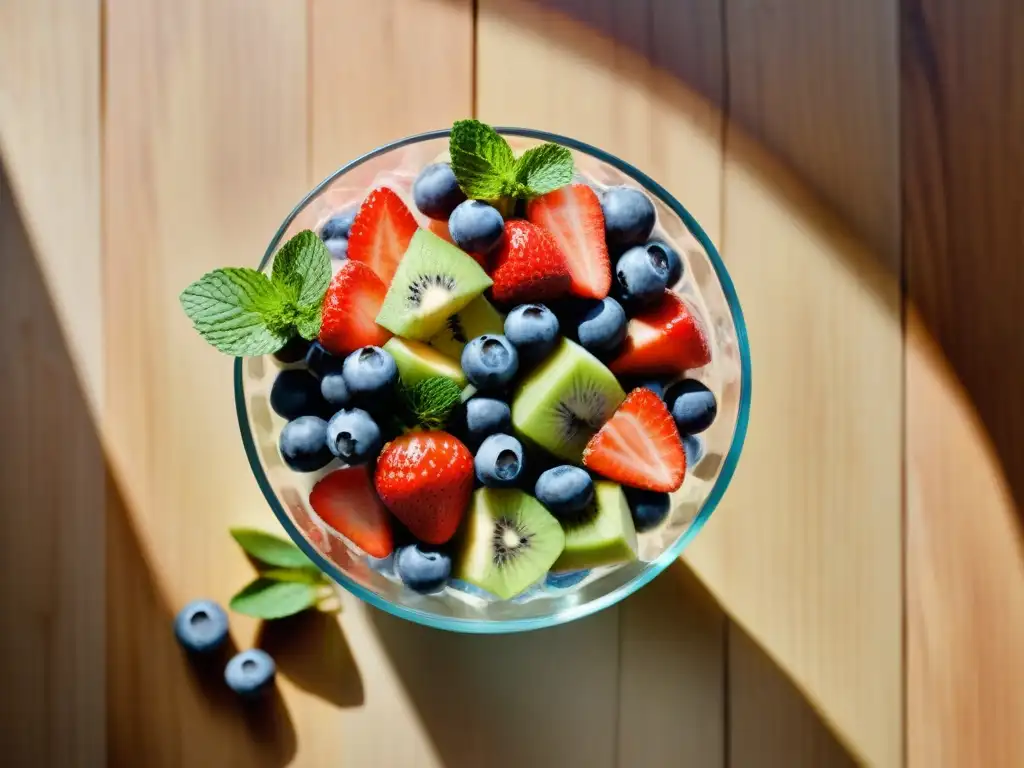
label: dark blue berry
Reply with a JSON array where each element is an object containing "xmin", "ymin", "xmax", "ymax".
[
  {"xmin": 270, "ymin": 369, "xmax": 328, "ymax": 420},
  {"xmin": 624, "ymin": 488, "xmax": 671, "ymax": 532},
  {"xmin": 461, "ymin": 335, "xmax": 518, "ymax": 390},
  {"xmin": 413, "ymin": 163, "xmax": 466, "ymax": 220},
  {"xmin": 614, "ymin": 244, "xmax": 670, "ymax": 306},
  {"xmin": 504, "ymin": 304, "xmax": 560, "ymax": 360},
  {"xmin": 448, "ymin": 200, "xmax": 504, "ymax": 255},
  {"xmin": 367, "ymin": 552, "xmax": 395, "ymax": 575},
  {"xmin": 319, "ymin": 371, "xmax": 352, "ymax": 408},
  {"xmin": 173, "ymin": 600, "xmax": 229, "ymax": 654},
  {"xmin": 623, "ymin": 378, "xmax": 666, "ymax": 400},
  {"xmin": 646, "ymin": 240, "xmax": 682, "ymax": 285},
  {"xmin": 225, "ymin": 649, "xmax": 276, "ymax": 698},
  {"xmin": 575, "ymin": 297, "xmax": 627, "ymax": 357},
  {"xmin": 396, "ymin": 544, "xmax": 451, "ymax": 593},
  {"xmin": 325, "ymin": 408, "xmax": 381, "ymax": 465},
  {"xmin": 279, "ymin": 415, "xmax": 332, "ymax": 472},
  {"xmin": 324, "ymin": 237, "xmax": 348, "ymax": 260},
  {"xmin": 683, "ymin": 434, "xmax": 704, "ymax": 467},
  {"xmin": 305, "ymin": 341, "xmax": 343, "ymax": 378},
  {"xmin": 341, "ymin": 346, "xmax": 398, "ymax": 402},
  {"xmin": 464, "ymin": 397, "xmax": 512, "ymax": 448},
  {"xmin": 602, "ymin": 186, "xmax": 656, "ymax": 248},
  {"xmin": 666, "ymin": 379, "xmax": 717, "ymax": 434},
  {"xmin": 534, "ymin": 465, "xmax": 594, "ymax": 518},
  {"xmin": 273, "ymin": 336, "xmax": 312, "ymax": 364},
  {"xmin": 320, "ymin": 207, "xmax": 357, "ymax": 241},
  {"xmin": 474, "ymin": 433, "xmax": 525, "ymax": 488}
]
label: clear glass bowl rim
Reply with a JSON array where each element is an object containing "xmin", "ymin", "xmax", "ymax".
[{"xmin": 234, "ymin": 127, "xmax": 752, "ymax": 634}]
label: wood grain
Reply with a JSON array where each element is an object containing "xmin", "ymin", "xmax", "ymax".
[{"xmin": 903, "ymin": 0, "xmax": 1024, "ymax": 763}]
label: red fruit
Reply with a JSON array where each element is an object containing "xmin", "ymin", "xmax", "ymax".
[
  {"xmin": 583, "ymin": 388, "xmax": 686, "ymax": 492},
  {"xmin": 609, "ymin": 291, "xmax": 711, "ymax": 376},
  {"xmin": 318, "ymin": 260, "xmax": 392, "ymax": 356},
  {"xmin": 374, "ymin": 431, "xmax": 474, "ymax": 545},
  {"xmin": 490, "ymin": 220, "xmax": 571, "ymax": 304},
  {"xmin": 309, "ymin": 466, "xmax": 394, "ymax": 558},
  {"xmin": 346, "ymin": 186, "xmax": 419, "ymax": 284},
  {"xmin": 526, "ymin": 183, "xmax": 611, "ymax": 299}
]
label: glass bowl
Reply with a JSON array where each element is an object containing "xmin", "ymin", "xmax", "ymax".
[{"xmin": 235, "ymin": 128, "xmax": 751, "ymax": 633}]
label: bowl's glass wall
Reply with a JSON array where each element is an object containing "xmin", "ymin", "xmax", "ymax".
[{"xmin": 235, "ymin": 131, "xmax": 750, "ymax": 632}]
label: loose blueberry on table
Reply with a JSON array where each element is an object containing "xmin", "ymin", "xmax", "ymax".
[
  {"xmin": 225, "ymin": 648, "xmax": 276, "ymax": 699},
  {"xmin": 174, "ymin": 600, "xmax": 229, "ymax": 654},
  {"xmin": 178, "ymin": 118, "xmax": 718, "ymax": 602}
]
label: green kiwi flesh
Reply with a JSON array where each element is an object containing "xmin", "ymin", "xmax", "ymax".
[
  {"xmin": 376, "ymin": 228, "xmax": 492, "ymax": 340},
  {"xmin": 511, "ymin": 339, "xmax": 625, "ymax": 463},
  {"xmin": 383, "ymin": 337, "xmax": 466, "ymax": 388},
  {"xmin": 551, "ymin": 481, "xmax": 638, "ymax": 571},
  {"xmin": 429, "ymin": 296, "xmax": 506, "ymax": 359},
  {"xmin": 453, "ymin": 488, "xmax": 565, "ymax": 599}
]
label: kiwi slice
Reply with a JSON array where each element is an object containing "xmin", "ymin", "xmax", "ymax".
[
  {"xmin": 453, "ymin": 488, "xmax": 565, "ymax": 600},
  {"xmin": 376, "ymin": 228, "xmax": 492, "ymax": 340},
  {"xmin": 384, "ymin": 337, "xmax": 466, "ymax": 388},
  {"xmin": 511, "ymin": 339, "xmax": 625, "ymax": 463},
  {"xmin": 552, "ymin": 481, "xmax": 638, "ymax": 571},
  {"xmin": 429, "ymin": 296, "xmax": 506, "ymax": 359}
]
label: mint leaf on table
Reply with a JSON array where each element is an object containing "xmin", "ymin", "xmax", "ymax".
[
  {"xmin": 270, "ymin": 229, "xmax": 332, "ymax": 310},
  {"xmin": 513, "ymin": 142, "xmax": 574, "ymax": 197},
  {"xmin": 230, "ymin": 527, "xmax": 319, "ymax": 570},
  {"xmin": 261, "ymin": 568, "xmax": 327, "ymax": 585},
  {"xmin": 229, "ymin": 578, "xmax": 320, "ymax": 620},
  {"xmin": 449, "ymin": 119, "xmax": 517, "ymax": 199},
  {"xmin": 179, "ymin": 268, "xmax": 292, "ymax": 356}
]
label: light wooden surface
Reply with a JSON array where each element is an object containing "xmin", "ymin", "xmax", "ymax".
[{"xmin": 2, "ymin": 0, "xmax": 1022, "ymax": 766}]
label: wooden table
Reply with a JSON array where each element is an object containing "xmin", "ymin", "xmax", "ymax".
[{"xmin": 2, "ymin": 1, "xmax": 1021, "ymax": 765}]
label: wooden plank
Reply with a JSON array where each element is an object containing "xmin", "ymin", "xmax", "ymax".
[
  {"xmin": 478, "ymin": 2, "xmax": 727, "ymax": 765},
  {"xmin": 686, "ymin": 1, "xmax": 904, "ymax": 765},
  {"xmin": 902, "ymin": 0, "xmax": 1024, "ymax": 763},
  {"xmin": 0, "ymin": 2, "xmax": 104, "ymax": 765}
]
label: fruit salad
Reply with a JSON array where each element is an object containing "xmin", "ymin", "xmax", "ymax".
[{"xmin": 181, "ymin": 120, "xmax": 719, "ymax": 603}]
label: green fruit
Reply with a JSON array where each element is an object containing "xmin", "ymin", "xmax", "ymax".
[
  {"xmin": 384, "ymin": 337, "xmax": 466, "ymax": 388},
  {"xmin": 511, "ymin": 339, "xmax": 625, "ymax": 463},
  {"xmin": 552, "ymin": 481, "xmax": 638, "ymax": 571},
  {"xmin": 453, "ymin": 488, "xmax": 565, "ymax": 600},
  {"xmin": 429, "ymin": 296, "xmax": 505, "ymax": 359},
  {"xmin": 376, "ymin": 228, "xmax": 492, "ymax": 340}
]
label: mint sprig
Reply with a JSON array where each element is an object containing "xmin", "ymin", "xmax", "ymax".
[
  {"xmin": 399, "ymin": 377, "xmax": 464, "ymax": 430},
  {"xmin": 449, "ymin": 119, "xmax": 573, "ymax": 203},
  {"xmin": 180, "ymin": 230, "xmax": 331, "ymax": 356}
]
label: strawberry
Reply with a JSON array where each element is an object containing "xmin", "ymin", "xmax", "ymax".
[
  {"xmin": 309, "ymin": 466, "xmax": 394, "ymax": 558},
  {"xmin": 609, "ymin": 291, "xmax": 711, "ymax": 376},
  {"xmin": 583, "ymin": 388, "xmax": 686, "ymax": 492},
  {"xmin": 489, "ymin": 220, "xmax": 571, "ymax": 305},
  {"xmin": 346, "ymin": 186, "xmax": 419, "ymax": 284},
  {"xmin": 526, "ymin": 183, "xmax": 611, "ymax": 299},
  {"xmin": 374, "ymin": 431, "xmax": 474, "ymax": 545},
  {"xmin": 318, "ymin": 260, "xmax": 392, "ymax": 356},
  {"xmin": 428, "ymin": 218, "xmax": 454, "ymax": 244}
]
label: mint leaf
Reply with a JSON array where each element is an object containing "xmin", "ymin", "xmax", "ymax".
[
  {"xmin": 514, "ymin": 143, "xmax": 574, "ymax": 196},
  {"xmin": 450, "ymin": 119, "xmax": 516, "ymax": 199},
  {"xmin": 271, "ymin": 230, "xmax": 332, "ymax": 310},
  {"xmin": 229, "ymin": 578, "xmax": 319, "ymax": 619},
  {"xmin": 180, "ymin": 268, "xmax": 291, "ymax": 355},
  {"xmin": 231, "ymin": 528, "xmax": 318, "ymax": 569},
  {"xmin": 400, "ymin": 376, "xmax": 463, "ymax": 430},
  {"xmin": 261, "ymin": 568, "xmax": 327, "ymax": 585}
]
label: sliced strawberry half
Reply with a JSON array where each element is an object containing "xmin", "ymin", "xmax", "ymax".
[
  {"xmin": 346, "ymin": 186, "xmax": 419, "ymax": 284},
  {"xmin": 318, "ymin": 260, "xmax": 392, "ymax": 356},
  {"xmin": 609, "ymin": 291, "xmax": 711, "ymax": 376},
  {"xmin": 490, "ymin": 219, "xmax": 571, "ymax": 305},
  {"xmin": 526, "ymin": 183, "xmax": 611, "ymax": 299},
  {"xmin": 310, "ymin": 466, "xmax": 394, "ymax": 558},
  {"xmin": 583, "ymin": 388, "xmax": 686, "ymax": 492}
]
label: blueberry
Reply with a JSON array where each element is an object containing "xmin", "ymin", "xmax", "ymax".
[
  {"xmin": 575, "ymin": 297, "xmax": 627, "ymax": 357},
  {"xmin": 666, "ymin": 379, "xmax": 717, "ymax": 434},
  {"xmin": 464, "ymin": 397, "xmax": 512, "ymax": 447},
  {"xmin": 475, "ymin": 433, "xmax": 525, "ymax": 488},
  {"xmin": 324, "ymin": 237, "xmax": 348, "ymax": 260},
  {"xmin": 504, "ymin": 304, "xmax": 560, "ymax": 360},
  {"xmin": 341, "ymin": 346, "xmax": 398, "ymax": 402},
  {"xmin": 319, "ymin": 371, "xmax": 352, "ymax": 408},
  {"xmin": 624, "ymin": 488, "xmax": 671, "ymax": 533},
  {"xmin": 413, "ymin": 163, "xmax": 467, "ymax": 220},
  {"xmin": 448, "ymin": 200, "xmax": 504, "ymax": 255},
  {"xmin": 683, "ymin": 434, "xmax": 704, "ymax": 467},
  {"xmin": 225, "ymin": 649, "xmax": 276, "ymax": 699},
  {"xmin": 273, "ymin": 336, "xmax": 312, "ymax": 364},
  {"xmin": 396, "ymin": 544, "xmax": 451, "ymax": 593},
  {"xmin": 367, "ymin": 552, "xmax": 395, "ymax": 575},
  {"xmin": 534, "ymin": 465, "xmax": 594, "ymax": 518},
  {"xmin": 602, "ymin": 186, "xmax": 656, "ymax": 248},
  {"xmin": 279, "ymin": 415, "xmax": 332, "ymax": 472},
  {"xmin": 173, "ymin": 600, "xmax": 229, "ymax": 654},
  {"xmin": 270, "ymin": 369, "xmax": 328, "ymax": 420},
  {"xmin": 320, "ymin": 207, "xmax": 357, "ymax": 241},
  {"xmin": 305, "ymin": 341, "xmax": 343, "ymax": 378},
  {"xmin": 623, "ymin": 378, "xmax": 666, "ymax": 400},
  {"xmin": 545, "ymin": 570, "xmax": 590, "ymax": 590},
  {"xmin": 614, "ymin": 244, "xmax": 670, "ymax": 305},
  {"xmin": 325, "ymin": 408, "xmax": 381, "ymax": 465},
  {"xmin": 646, "ymin": 240, "xmax": 682, "ymax": 286},
  {"xmin": 461, "ymin": 335, "xmax": 518, "ymax": 390}
]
